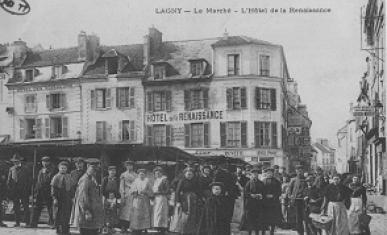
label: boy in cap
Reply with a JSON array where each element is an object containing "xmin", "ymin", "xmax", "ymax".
[
  {"xmin": 51, "ymin": 161, "xmax": 72, "ymax": 235},
  {"xmin": 28, "ymin": 156, "xmax": 55, "ymax": 228},
  {"xmin": 197, "ymin": 182, "xmax": 229, "ymax": 235}
]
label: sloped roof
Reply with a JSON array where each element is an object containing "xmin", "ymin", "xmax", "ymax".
[
  {"xmin": 313, "ymin": 142, "xmax": 334, "ymax": 154},
  {"xmin": 211, "ymin": 35, "xmax": 274, "ymax": 48},
  {"xmin": 21, "ymin": 47, "xmax": 82, "ymax": 68}
]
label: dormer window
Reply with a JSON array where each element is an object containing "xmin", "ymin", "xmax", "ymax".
[
  {"xmin": 52, "ymin": 65, "xmax": 63, "ymax": 79},
  {"xmin": 106, "ymin": 57, "xmax": 118, "ymax": 75},
  {"xmin": 154, "ymin": 65, "xmax": 166, "ymax": 80},
  {"xmin": 227, "ymin": 54, "xmax": 240, "ymax": 76},
  {"xmin": 25, "ymin": 69, "xmax": 34, "ymax": 82}
]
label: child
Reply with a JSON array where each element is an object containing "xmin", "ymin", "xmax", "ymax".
[
  {"xmin": 102, "ymin": 192, "xmax": 119, "ymax": 234},
  {"xmin": 197, "ymin": 182, "xmax": 229, "ymax": 235}
]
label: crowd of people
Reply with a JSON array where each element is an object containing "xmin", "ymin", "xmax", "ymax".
[{"xmin": 0, "ymin": 153, "xmax": 371, "ymax": 235}]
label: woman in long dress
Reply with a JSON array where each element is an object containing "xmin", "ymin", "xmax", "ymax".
[
  {"xmin": 321, "ymin": 174, "xmax": 351, "ymax": 235},
  {"xmin": 119, "ymin": 160, "xmax": 137, "ymax": 232},
  {"xmin": 152, "ymin": 166, "xmax": 170, "ymax": 235},
  {"xmin": 347, "ymin": 175, "xmax": 367, "ymax": 235},
  {"xmin": 130, "ymin": 168, "xmax": 153, "ymax": 235}
]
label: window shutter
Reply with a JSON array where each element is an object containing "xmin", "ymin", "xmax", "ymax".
[
  {"xmin": 254, "ymin": 121, "xmax": 259, "ymax": 148},
  {"xmin": 271, "ymin": 122, "xmax": 277, "ymax": 148},
  {"xmin": 184, "ymin": 90, "xmax": 190, "ymax": 111},
  {"xmin": 46, "ymin": 94, "xmax": 51, "ymax": 111},
  {"xmin": 256, "ymin": 87, "xmax": 261, "ymax": 109},
  {"xmin": 203, "ymin": 88, "xmax": 209, "ymax": 109},
  {"xmin": 184, "ymin": 124, "xmax": 191, "ymax": 147},
  {"xmin": 241, "ymin": 87, "xmax": 247, "ymax": 109},
  {"xmin": 62, "ymin": 117, "xmax": 68, "ymax": 137},
  {"xmin": 102, "ymin": 121, "xmax": 107, "ymax": 141},
  {"xmin": 35, "ymin": 119, "xmax": 42, "ymax": 138},
  {"xmin": 61, "ymin": 93, "xmax": 67, "ymax": 109},
  {"xmin": 271, "ymin": 89, "xmax": 277, "ymax": 111},
  {"xmin": 105, "ymin": 89, "xmax": 112, "ymax": 109},
  {"xmin": 166, "ymin": 125, "xmax": 172, "ymax": 146},
  {"xmin": 130, "ymin": 120, "xmax": 136, "ymax": 141},
  {"xmin": 146, "ymin": 125, "xmax": 153, "ymax": 146},
  {"xmin": 204, "ymin": 122, "xmax": 209, "ymax": 147},
  {"xmin": 24, "ymin": 96, "xmax": 27, "ymax": 113},
  {"xmin": 45, "ymin": 118, "xmax": 50, "ymax": 138},
  {"xmin": 33, "ymin": 68, "xmax": 39, "ymax": 77},
  {"xmin": 220, "ymin": 122, "xmax": 226, "ymax": 147},
  {"xmin": 241, "ymin": 122, "xmax": 247, "ymax": 147},
  {"xmin": 90, "ymin": 90, "xmax": 96, "ymax": 110},
  {"xmin": 116, "ymin": 88, "xmax": 120, "ymax": 108},
  {"xmin": 19, "ymin": 119, "xmax": 25, "ymax": 140},
  {"xmin": 226, "ymin": 88, "xmax": 233, "ymax": 110},
  {"xmin": 129, "ymin": 87, "xmax": 135, "ymax": 108},
  {"xmin": 146, "ymin": 92, "xmax": 153, "ymax": 112},
  {"xmin": 118, "ymin": 121, "xmax": 122, "ymax": 141},
  {"xmin": 166, "ymin": 91, "xmax": 172, "ymax": 112}
]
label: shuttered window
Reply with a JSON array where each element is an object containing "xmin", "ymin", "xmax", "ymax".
[
  {"xmin": 146, "ymin": 125, "xmax": 172, "ymax": 146},
  {"xmin": 120, "ymin": 120, "xmax": 136, "ymax": 142},
  {"xmin": 190, "ymin": 61, "xmax": 203, "ymax": 76},
  {"xmin": 227, "ymin": 54, "xmax": 240, "ymax": 76},
  {"xmin": 184, "ymin": 123, "xmax": 210, "ymax": 148},
  {"xmin": 254, "ymin": 121, "xmax": 278, "ymax": 148},
  {"xmin": 25, "ymin": 94, "xmax": 37, "ymax": 113},
  {"xmin": 91, "ymin": 88, "xmax": 111, "ymax": 110},
  {"xmin": 146, "ymin": 91, "xmax": 172, "ymax": 112},
  {"xmin": 184, "ymin": 89, "xmax": 209, "ymax": 111},
  {"xmin": 220, "ymin": 121, "xmax": 247, "ymax": 148},
  {"xmin": 259, "ymin": 55, "xmax": 270, "ymax": 76},
  {"xmin": 49, "ymin": 116, "xmax": 68, "ymax": 138},
  {"xmin": 46, "ymin": 93, "xmax": 66, "ymax": 110},
  {"xmin": 226, "ymin": 87, "xmax": 247, "ymax": 110},
  {"xmin": 255, "ymin": 87, "xmax": 276, "ymax": 111},
  {"xmin": 96, "ymin": 121, "xmax": 107, "ymax": 142},
  {"xmin": 116, "ymin": 87, "xmax": 135, "ymax": 109},
  {"xmin": 25, "ymin": 69, "xmax": 34, "ymax": 82},
  {"xmin": 154, "ymin": 65, "xmax": 166, "ymax": 80}
]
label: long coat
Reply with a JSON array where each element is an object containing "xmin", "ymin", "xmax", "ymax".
[
  {"xmin": 74, "ymin": 173, "xmax": 104, "ymax": 229},
  {"xmin": 197, "ymin": 195, "xmax": 229, "ymax": 235},
  {"xmin": 240, "ymin": 178, "xmax": 265, "ymax": 231},
  {"xmin": 51, "ymin": 173, "xmax": 72, "ymax": 229},
  {"xmin": 7, "ymin": 165, "xmax": 32, "ymax": 198},
  {"xmin": 35, "ymin": 167, "xmax": 55, "ymax": 201},
  {"xmin": 119, "ymin": 171, "xmax": 137, "ymax": 221},
  {"xmin": 129, "ymin": 177, "xmax": 153, "ymax": 230},
  {"xmin": 152, "ymin": 176, "xmax": 169, "ymax": 228},
  {"xmin": 262, "ymin": 177, "xmax": 282, "ymax": 225}
]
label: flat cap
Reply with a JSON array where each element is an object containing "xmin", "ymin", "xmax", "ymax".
[
  {"xmin": 58, "ymin": 161, "xmax": 69, "ymax": 167},
  {"xmin": 108, "ymin": 166, "xmax": 117, "ymax": 170},
  {"xmin": 10, "ymin": 153, "xmax": 23, "ymax": 162},
  {"xmin": 124, "ymin": 160, "xmax": 135, "ymax": 166},
  {"xmin": 137, "ymin": 168, "xmax": 146, "ymax": 174}
]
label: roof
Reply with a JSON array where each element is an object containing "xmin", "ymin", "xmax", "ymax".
[
  {"xmin": 21, "ymin": 47, "xmax": 82, "ymax": 68},
  {"xmin": 312, "ymin": 142, "xmax": 334, "ymax": 154},
  {"xmin": 211, "ymin": 35, "xmax": 274, "ymax": 48}
]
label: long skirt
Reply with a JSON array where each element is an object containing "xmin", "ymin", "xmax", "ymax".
[
  {"xmin": 240, "ymin": 198, "xmax": 265, "ymax": 231},
  {"xmin": 348, "ymin": 198, "xmax": 363, "ymax": 234},
  {"xmin": 152, "ymin": 194, "xmax": 169, "ymax": 228},
  {"xmin": 327, "ymin": 201, "xmax": 349, "ymax": 235},
  {"xmin": 119, "ymin": 195, "xmax": 133, "ymax": 222},
  {"xmin": 130, "ymin": 195, "xmax": 151, "ymax": 230},
  {"xmin": 176, "ymin": 192, "xmax": 201, "ymax": 234}
]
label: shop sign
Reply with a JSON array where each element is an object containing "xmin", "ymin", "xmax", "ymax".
[
  {"xmin": 146, "ymin": 110, "xmax": 224, "ymax": 123},
  {"xmin": 16, "ymin": 84, "xmax": 71, "ymax": 92},
  {"xmin": 353, "ymin": 105, "xmax": 375, "ymax": 117},
  {"xmin": 189, "ymin": 148, "xmax": 282, "ymax": 158},
  {"xmin": 287, "ymin": 126, "xmax": 302, "ymax": 134}
]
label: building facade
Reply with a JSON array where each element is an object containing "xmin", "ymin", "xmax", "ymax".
[{"xmin": 311, "ymin": 138, "xmax": 336, "ymax": 173}]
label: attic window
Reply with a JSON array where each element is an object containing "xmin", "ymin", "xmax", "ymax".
[
  {"xmin": 52, "ymin": 65, "xmax": 63, "ymax": 79},
  {"xmin": 190, "ymin": 61, "xmax": 203, "ymax": 76},
  {"xmin": 25, "ymin": 69, "xmax": 34, "ymax": 82},
  {"xmin": 154, "ymin": 65, "xmax": 166, "ymax": 80},
  {"xmin": 106, "ymin": 57, "xmax": 118, "ymax": 75}
]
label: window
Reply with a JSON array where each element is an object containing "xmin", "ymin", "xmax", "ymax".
[
  {"xmin": 184, "ymin": 123, "xmax": 209, "ymax": 147},
  {"xmin": 190, "ymin": 61, "xmax": 203, "ymax": 76},
  {"xmin": 256, "ymin": 87, "xmax": 276, "ymax": 110},
  {"xmin": 116, "ymin": 87, "xmax": 135, "ymax": 109},
  {"xmin": 96, "ymin": 121, "xmax": 107, "ymax": 142},
  {"xmin": 106, "ymin": 58, "xmax": 118, "ymax": 75},
  {"xmin": 25, "ymin": 69, "xmax": 34, "ymax": 82},
  {"xmin": 21, "ymin": 118, "xmax": 40, "ymax": 139},
  {"xmin": 146, "ymin": 125, "xmax": 172, "ymax": 146},
  {"xmin": 48, "ymin": 116, "xmax": 68, "ymax": 138},
  {"xmin": 146, "ymin": 91, "xmax": 172, "ymax": 112},
  {"xmin": 184, "ymin": 89, "xmax": 209, "ymax": 110},
  {"xmin": 220, "ymin": 121, "xmax": 247, "ymax": 148},
  {"xmin": 154, "ymin": 65, "xmax": 166, "ymax": 80},
  {"xmin": 91, "ymin": 88, "xmax": 111, "ymax": 110},
  {"xmin": 254, "ymin": 121, "xmax": 277, "ymax": 148},
  {"xmin": 46, "ymin": 93, "xmax": 66, "ymax": 110},
  {"xmin": 52, "ymin": 66, "xmax": 63, "ymax": 78},
  {"xmin": 25, "ymin": 94, "xmax": 37, "ymax": 113},
  {"xmin": 120, "ymin": 120, "xmax": 136, "ymax": 141},
  {"xmin": 227, "ymin": 54, "xmax": 240, "ymax": 76},
  {"xmin": 226, "ymin": 87, "xmax": 247, "ymax": 110},
  {"xmin": 259, "ymin": 55, "xmax": 270, "ymax": 76}
]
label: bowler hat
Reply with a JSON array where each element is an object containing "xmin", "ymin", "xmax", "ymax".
[
  {"xmin": 85, "ymin": 158, "xmax": 100, "ymax": 167},
  {"xmin": 153, "ymin": 166, "xmax": 164, "ymax": 174}
]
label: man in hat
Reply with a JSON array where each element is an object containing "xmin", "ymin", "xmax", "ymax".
[
  {"xmin": 102, "ymin": 166, "xmax": 119, "ymax": 199},
  {"xmin": 70, "ymin": 157, "xmax": 86, "ymax": 225},
  {"xmin": 287, "ymin": 165, "xmax": 308, "ymax": 235},
  {"xmin": 27, "ymin": 156, "xmax": 55, "ymax": 228},
  {"xmin": 262, "ymin": 167, "xmax": 282, "ymax": 235},
  {"xmin": 199, "ymin": 164, "xmax": 213, "ymax": 199},
  {"xmin": 51, "ymin": 161, "xmax": 72, "ymax": 235},
  {"xmin": 119, "ymin": 160, "xmax": 137, "ymax": 232},
  {"xmin": 7, "ymin": 153, "xmax": 32, "ymax": 227},
  {"xmin": 75, "ymin": 162, "xmax": 104, "ymax": 235},
  {"xmin": 235, "ymin": 165, "xmax": 249, "ymax": 190}
]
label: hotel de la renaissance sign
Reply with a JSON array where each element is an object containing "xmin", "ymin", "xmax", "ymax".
[{"xmin": 146, "ymin": 110, "xmax": 224, "ymax": 123}]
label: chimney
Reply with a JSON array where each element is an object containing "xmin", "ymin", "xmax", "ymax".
[
  {"xmin": 143, "ymin": 34, "xmax": 150, "ymax": 66},
  {"xmin": 148, "ymin": 26, "xmax": 162, "ymax": 57},
  {"xmin": 223, "ymin": 29, "xmax": 229, "ymax": 40},
  {"xmin": 317, "ymin": 138, "xmax": 329, "ymax": 147},
  {"xmin": 77, "ymin": 31, "xmax": 100, "ymax": 62},
  {"xmin": 10, "ymin": 39, "xmax": 28, "ymax": 66}
]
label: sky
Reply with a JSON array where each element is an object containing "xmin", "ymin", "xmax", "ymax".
[{"xmin": 1, "ymin": 0, "xmax": 369, "ymax": 146}]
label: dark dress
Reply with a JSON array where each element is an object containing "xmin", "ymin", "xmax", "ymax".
[
  {"xmin": 101, "ymin": 176, "xmax": 120, "ymax": 198},
  {"xmin": 262, "ymin": 177, "xmax": 282, "ymax": 226},
  {"xmin": 198, "ymin": 174, "xmax": 212, "ymax": 199},
  {"xmin": 51, "ymin": 173, "xmax": 72, "ymax": 234},
  {"xmin": 240, "ymin": 178, "xmax": 265, "ymax": 231},
  {"xmin": 197, "ymin": 194, "xmax": 229, "ymax": 235}
]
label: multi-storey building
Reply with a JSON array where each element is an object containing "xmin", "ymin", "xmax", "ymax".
[
  {"xmin": 336, "ymin": 116, "xmax": 359, "ymax": 174},
  {"xmin": 312, "ymin": 138, "xmax": 336, "ymax": 173}
]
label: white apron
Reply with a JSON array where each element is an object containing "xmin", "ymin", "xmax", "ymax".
[
  {"xmin": 152, "ymin": 176, "xmax": 169, "ymax": 228},
  {"xmin": 348, "ymin": 198, "xmax": 363, "ymax": 234},
  {"xmin": 119, "ymin": 171, "xmax": 137, "ymax": 221}
]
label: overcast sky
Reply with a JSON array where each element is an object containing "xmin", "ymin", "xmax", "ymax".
[{"xmin": 1, "ymin": 0, "xmax": 369, "ymax": 146}]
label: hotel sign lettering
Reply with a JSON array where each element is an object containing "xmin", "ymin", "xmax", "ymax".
[
  {"xmin": 16, "ymin": 84, "xmax": 71, "ymax": 92},
  {"xmin": 146, "ymin": 110, "xmax": 224, "ymax": 123}
]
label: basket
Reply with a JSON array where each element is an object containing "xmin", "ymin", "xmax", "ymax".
[{"xmin": 309, "ymin": 213, "xmax": 333, "ymax": 230}]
